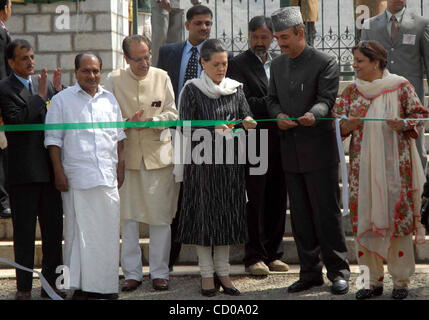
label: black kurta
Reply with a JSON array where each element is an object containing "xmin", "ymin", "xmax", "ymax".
[{"xmin": 176, "ymin": 83, "xmax": 252, "ymax": 246}]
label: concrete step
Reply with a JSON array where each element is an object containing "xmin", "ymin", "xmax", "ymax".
[
  {"xmin": 0, "ymin": 207, "xmax": 354, "ymax": 241},
  {"xmin": 2, "ymin": 235, "xmax": 429, "ymax": 269}
]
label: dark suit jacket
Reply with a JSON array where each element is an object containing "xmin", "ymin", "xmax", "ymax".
[
  {"xmin": 0, "ymin": 74, "xmax": 56, "ymax": 185},
  {"xmin": 157, "ymin": 41, "xmax": 235, "ymax": 106},
  {"xmin": 227, "ymin": 50, "xmax": 279, "ymax": 121},
  {"xmin": 0, "ymin": 25, "xmax": 11, "ymax": 80},
  {"xmin": 157, "ymin": 41, "xmax": 186, "ymax": 105}
]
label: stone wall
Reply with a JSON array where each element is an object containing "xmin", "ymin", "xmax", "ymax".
[{"xmin": 7, "ymin": 0, "xmax": 129, "ymax": 86}]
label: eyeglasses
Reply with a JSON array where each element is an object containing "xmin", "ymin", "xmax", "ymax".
[{"xmin": 127, "ymin": 54, "xmax": 152, "ymax": 63}]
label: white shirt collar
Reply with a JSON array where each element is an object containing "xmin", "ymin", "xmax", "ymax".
[
  {"xmin": 73, "ymin": 82, "xmax": 105, "ymax": 98},
  {"xmin": 255, "ymin": 51, "xmax": 273, "ymax": 65},
  {"xmin": 185, "ymin": 39, "xmax": 205, "ymax": 54}
]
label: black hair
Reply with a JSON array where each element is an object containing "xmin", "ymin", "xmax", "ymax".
[
  {"xmin": 74, "ymin": 52, "xmax": 103, "ymax": 70},
  {"xmin": 6, "ymin": 39, "xmax": 32, "ymax": 60},
  {"xmin": 0, "ymin": 0, "xmax": 10, "ymax": 10},
  {"xmin": 186, "ymin": 4, "xmax": 213, "ymax": 21},
  {"xmin": 248, "ymin": 16, "xmax": 273, "ymax": 33}
]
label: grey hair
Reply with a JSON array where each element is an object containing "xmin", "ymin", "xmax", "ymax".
[{"xmin": 200, "ymin": 39, "xmax": 226, "ymax": 62}]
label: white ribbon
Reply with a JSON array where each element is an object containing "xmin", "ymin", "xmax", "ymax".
[
  {"xmin": 335, "ymin": 116, "xmax": 349, "ymax": 216},
  {"xmin": 0, "ymin": 258, "xmax": 63, "ymax": 300}
]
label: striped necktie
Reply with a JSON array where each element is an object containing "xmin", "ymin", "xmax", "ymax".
[
  {"xmin": 184, "ymin": 47, "xmax": 199, "ymax": 84},
  {"xmin": 390, "ymin": 15, "xmax": 399, "ymax": 42}
]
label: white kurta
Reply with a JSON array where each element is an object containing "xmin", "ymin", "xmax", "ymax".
[{"xmin": 120, "ymin": 163, "xmax": 179, "ymax": 225}]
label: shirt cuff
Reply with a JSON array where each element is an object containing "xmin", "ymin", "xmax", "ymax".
[{"xmin": 44, "ymin": 137, "xmax": 63, "ymax": 149}]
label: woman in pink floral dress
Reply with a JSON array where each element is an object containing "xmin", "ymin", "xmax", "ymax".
[{"xmin": 333, "ymin": 41, "xmax": 427, "ymax": 300}]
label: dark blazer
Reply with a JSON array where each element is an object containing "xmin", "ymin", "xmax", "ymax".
[
  {"xmin": 0, "ymin": 74, "xmax": 56, "ymax": 185},
  {"xmin": 157, "ymin": 41, "xmax": 235, "ymax": 106},
  {"xmin": 227, "ymin": 50, "xmax": 279, "ymax": 121},
  {"xmin": 0, "ymin": 25, "xmax": 11, "ymax": 80},
  {"xmin": 157, "ymin": 41, "xmax": 186, "ymax": 104}
]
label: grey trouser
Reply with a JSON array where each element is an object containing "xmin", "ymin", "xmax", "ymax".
[{"xmin": 151, "ymin": 0, "xmax": 185, "ymax": 66}]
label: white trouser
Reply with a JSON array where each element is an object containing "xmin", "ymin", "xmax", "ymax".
[
  {"xmin": 196, "ymin": 245, "xmax": 230, "ymax": 278},
  {"xmin": 121, "ymin": 219, "xmax": 171, "ymax": 280}
]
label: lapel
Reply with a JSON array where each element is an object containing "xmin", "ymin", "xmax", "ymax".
[
  {"xmin": 378, "ymin": 12, "xmax": 392, "ymax": 46},
  {"xmin": 30, "ymin": 75, "xmax": 39, "ymax": 95},
  {"xmin": 244, "ymin": 50, "xmax": 268, "ymax": 89},
  {"xmin": 172, "ymin": 42, "xmax": 186, "ymax": 88},
  {"xmin": 394, "ymin": 9, "xmax": 415, "ymax": 46},
  {"xmin": 9, "ymin": 74, "xmax": 32, "ymax": 105}
]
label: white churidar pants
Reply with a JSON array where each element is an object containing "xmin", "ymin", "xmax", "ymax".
[{"xmin": 196, "ymin": 246, "xmax": 230, "ymax": 278}]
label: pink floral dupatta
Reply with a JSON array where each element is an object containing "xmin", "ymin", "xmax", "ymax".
[{"xmin": 355, "ymin": 70, "xmax": 426, "ymax": 260}]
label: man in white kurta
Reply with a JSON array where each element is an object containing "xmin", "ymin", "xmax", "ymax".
[
  {"xmin": 44, "ymin": 53, "xmax": 126, "ymax": 299},
  {"xmin": 105, "ymin": 35, "xmax": 180, "ymax": 292}
]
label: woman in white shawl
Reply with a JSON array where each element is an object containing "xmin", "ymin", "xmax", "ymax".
[
  {"xmin": 175, "ymin": 39, "xmax": 257, "ymax": 297},
  {"xmin": 333, "ymin": 40, "xmax": 427, "ymax": 300}
]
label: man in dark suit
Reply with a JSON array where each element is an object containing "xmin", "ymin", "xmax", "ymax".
[
  {"xmin": 0, "ymin": 39, "xmax": 64, "ymax": 300},
  {"xmin": 0, "ymin": 0, "xmax": 12, "ymax": 219},
  {"xmin": 361, "ymin": 0, "xmax": 429, "ymax": 170},
  {"xmin": 227, "ymin": 16, "xmax": 288, "ymax": 276},
  {"xmin": 157, "ymin": 4, "xmax": 213, "ymax": 269},
  {"xmin": 267, "ymin": 7, "xmax": 350, "ymax": 295}
]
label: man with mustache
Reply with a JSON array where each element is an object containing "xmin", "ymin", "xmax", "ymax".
[
  {"xmin": 157, "ymin": 4, "xmax": 213, "ymax": 270},
  {"xmin": 45, "ymin": 53, "xmax": 126, "ymax": 300},
  {"xmin": 266, "ymin": 7, "xmax": 350, "ymax": 295},
  {"xmin": 0, "ymin": 39, "xmax": 64, "ymax": 300},
  {"xmin": 105, "ymin": 35, "xmax": 179, "ymax": 292},
  {"xmin": 361, "ymin": 0, "xmax": 429, "ymax": 171},
  {"xmin": 227, "ymin": 16, "xmax": 288, "ymax": 276}
]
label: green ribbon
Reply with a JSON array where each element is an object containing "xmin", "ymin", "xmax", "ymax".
[{"xmin": 0, "ymin": 117, "xmax": 424, "ymax": 132}]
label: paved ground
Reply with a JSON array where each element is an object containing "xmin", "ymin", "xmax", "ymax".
[{"xmin": 1, "ymin": 265, "xmax": 429, "ymax": 300}]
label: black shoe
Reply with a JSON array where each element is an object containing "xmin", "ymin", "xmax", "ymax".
[
  {"xmin": 331, "ymin": 279, "xmax": 349, "ymax": 295},
  {"xmin": 0, "ymin": 208, "xmax": 11, "ymax": 218},
  {"xmin": 72, "ymin": 290, "xmax": 89, "ymax": 300},
  {"xmin": 214, "ymin": 274, "xmax": 240, "ymax": 296},
  {"xmin": 355, "ymin": 287, "xmax": 383, "ymax": 300},
  {"xmin": 88, "ymin": 292, "xmax": 119, "ymax": 300},
  {"xmin": 356, "ymin": 289, "xmax": 373, "ymax": 300},
  {"xmin": 200, "ymin": 278, "xmax": 217, "ymax": 297},
  {"xmin": 392, "ymin": 288, "xmax": 408, "ymax": 300},
  {"xmin": 288, "ymin": 278, "xmax": 324, "ymax": 293}
]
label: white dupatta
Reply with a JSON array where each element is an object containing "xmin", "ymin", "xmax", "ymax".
[{"xmin": 355, "ymin": 70, "xmax": 426, "ymax": 260}]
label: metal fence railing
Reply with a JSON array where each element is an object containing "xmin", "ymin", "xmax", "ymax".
[{"xmin": 177, "ymin": 0, "xmax": 427, "ymax": 77}]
